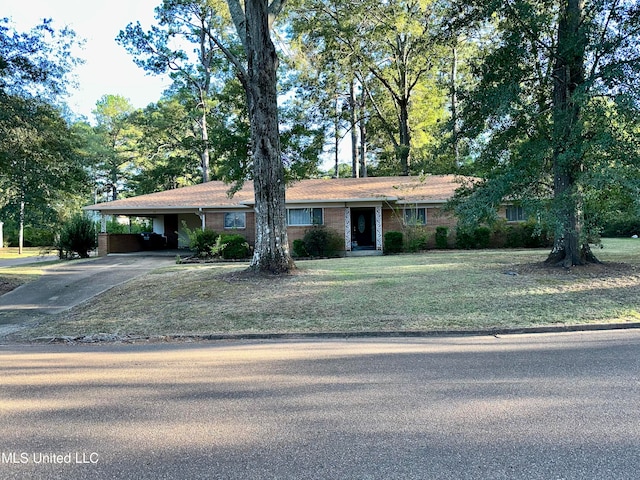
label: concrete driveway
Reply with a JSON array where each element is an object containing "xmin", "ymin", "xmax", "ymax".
[
  {"xmin": 0, "ymin": 254, "xmax": 175, "ymax": 319},
  {"xmin": 1, "ymin": 330, "xmax": 639, "ymax": 480}
]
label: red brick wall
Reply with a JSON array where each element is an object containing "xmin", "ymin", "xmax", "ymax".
[
  {"xmin": 98, "ymin": 233, "xmax": 143, "ymax": 255},
  {"xmin": 203, "ymin": 205, "xmax": 458, "ymax": 253},
  {"xmin": 205, "ymin": 211, "xmax": 256, "ymax": 247},
  {"xmin": 287, "ymin": 207, "xmax": 347, "ymax": 248}
]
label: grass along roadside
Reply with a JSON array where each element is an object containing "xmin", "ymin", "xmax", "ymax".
[
  {"xmin": 0, "ymin": 264, "xmax": 58, "ymax": 296},
  {"xmin": 0, "ymin": 247, "xmax": 55, "ymax": 259},
  {"xmin": 15, "ymin": 239, "xmax": 640, "ymax": 340}
]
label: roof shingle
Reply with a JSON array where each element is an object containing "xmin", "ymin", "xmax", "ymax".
[{"xmin": 86, "ymin": 175, "xmax": 465, "ymax": 212}]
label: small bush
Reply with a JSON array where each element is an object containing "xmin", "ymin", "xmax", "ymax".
[
  {"xmin": 57, "ymin": 215, "xmax": 98, "ymax": 259},
  {"xmin": 292, "ymin": 239, "xmax": 309, "ymax": 257},
  {"xmin": 456, "ymin": 225, "xmax": 491, "ymax": 249},
  {"xmin": 455, "ymin": 226, "xmax": 475, "ymax": 249},
  {"xmin": 504, "ymin": 221, "xmax": 552, "ymax": 248},
  {"xmin": 218, "ymin": 234, "xmax": 250, "ymax": 259},
  {"xmin": 474, "ymin": 226, "xmax": 492, "ymax": 249},
  {"xmin": 435, "ymin": 227, "xmax": 449, "ymax": 249},
  {"xmin": 384, "ymin": 231, "xmax": 404, "ymax": 254},
  {"xmin": 303, "ymin": 226, "xmax": 343, "ymax": 257},
  {"xmin": 181, "ymin": 222, "xmax": 219, "ymax": 256},
  {"xmin": 406, "ymin": 227, "xmax": 429, "ymax": 253}
]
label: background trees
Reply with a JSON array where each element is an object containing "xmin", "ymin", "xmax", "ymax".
[
  {"xmin": 449, "ymin": 0, "xmax": 640, "ymax": 266},
  {"xmin": 0, "ymin": 17, "xmax": 88, "ymax": 252}
]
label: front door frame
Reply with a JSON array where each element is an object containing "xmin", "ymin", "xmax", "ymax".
[{"xmin": 344, "ymin": 205, "xmax": 383, "ymax": 252}]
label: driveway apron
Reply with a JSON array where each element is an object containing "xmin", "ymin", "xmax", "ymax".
[{"xmin": 0, "ymin": 255, "xmax": 174, "ymax": 319}]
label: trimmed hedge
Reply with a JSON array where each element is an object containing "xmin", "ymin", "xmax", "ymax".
[
  {"xmin": 218, "ymin": 234, "xmax": 250, "ymax": 259},
  {"xmin": 384, "ymin": 231, "xmax": 403, "ymax": 254},
  {"xmin": 435, "ymin": 226, "xmax": 449, "ymax": 249},
  {"xmin": 302, "ymin": 226, "xmax": 343, "ymax": 257}
]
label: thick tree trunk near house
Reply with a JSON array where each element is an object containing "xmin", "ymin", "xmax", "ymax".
[
  {"xmin": 245, "ymin": 0, "xmax": 295, "ymax": 274},
  {"xmin": 545, "ymin": 0, "xmax": 599, "ymax": 267}
]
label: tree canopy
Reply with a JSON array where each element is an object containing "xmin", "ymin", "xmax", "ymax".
[{"xmin": 449, "ymin": 0, "xmax": 640, "ymax": 266}]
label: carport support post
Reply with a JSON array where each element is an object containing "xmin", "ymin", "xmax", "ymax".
[{"xmin": 198, "ymin": 208, "xmax": 205, "ymax": 231}]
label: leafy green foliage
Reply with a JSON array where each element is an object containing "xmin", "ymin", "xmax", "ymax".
[
  {"xmin": 435, "ymin": 226, "xmax": 449, "ymax": 249},
  {"xmin": 455, "ymin": 225, "xmax": 491, "ymax": 249},
  {"xmin": 405, "ymin": 227, "xmax": 429, "ymax": 253},
  {"xmin": 451, "ymin": 0, "xmax": 640, "ymax": 265},
  {"xmin": 292, "ymin": 239, "xmax": 309, "ymax": 258},
  {"xmin": 600, "ymin": 218, "xmax": 640, "ymax": 238},
  {"xmin": 302, "ymin": 226, "xmax": 343, "ymax": 257},
  {"xmin": 0, "ymin": 95, "xmax": 90, "ymax": 250},
  {"xmin": 57, "ymin": 215, "xmax": 98, "ymax": 259},
  {"xmin": 384, "ymin": 231, "xmax": 404, "ymax": 254},
  {"xmin": 180, "ymin": 222, "xmax": 219, "ymax": 256},
  {"xmin": 0, "ymin": 17, "xmax": 81, "ymax": 99},
  {"xmin": 218, "ymin": 234, "xmax": 251, "ymax": 259}
]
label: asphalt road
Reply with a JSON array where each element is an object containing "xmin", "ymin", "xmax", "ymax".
[{"xmin": 1, "ymin": 330, "xmax": 640, "ymax": 479}]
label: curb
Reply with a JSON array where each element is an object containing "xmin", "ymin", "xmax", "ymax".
[{"xmin": 22, "ymin": 322, "xmax": 640, "ymax": 345}]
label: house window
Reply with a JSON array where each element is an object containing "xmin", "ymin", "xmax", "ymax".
[
  {"xmin": 404, "ymin": 207, "xmax": 427, "ymax": 225},
  {"xmin": 224, "ymin": 212, "xmax": 246, "ymax": 229},
  {"xmin": 288, "ymin": 208, "xmax": 323, "ymax": 226},
  {"xmin": 506, "ymin": 206, "xmax": 526, "ymax": 222}
]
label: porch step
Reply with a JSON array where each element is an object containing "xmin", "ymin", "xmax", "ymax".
[{"xmin": 346, "ymin": 249, "xmax": 384, "ymax": 257}]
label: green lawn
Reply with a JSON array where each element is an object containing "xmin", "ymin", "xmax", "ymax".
[
  {"xmin": 0, "ymin": 247, "xmax": 54, "ymax": 259},
  {"xmin": 15, "ymin": 238, "xmax": 640, "ymax": 340}
]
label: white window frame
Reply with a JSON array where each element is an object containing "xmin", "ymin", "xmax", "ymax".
[
  {"xmin": 403, "ymin": 207, "xmax": 427, "ymax": 226},
  {"xmin": 287, "ymin": 208, "xmax": 323, "ymax": 226},
  {"xmin": 224, "ymin": 212, "xmax": 246, "ymax": 229}
]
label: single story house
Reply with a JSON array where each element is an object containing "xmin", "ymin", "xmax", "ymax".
[{"xmin": 85, "ymin": 175, "xmax": 520, "ymax": 256}]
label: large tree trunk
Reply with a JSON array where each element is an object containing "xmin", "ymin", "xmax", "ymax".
[
  {"xmin": 545, "ymin": 0, "xmax": 598, "ymax": 267},
  {"xmin": 245, "ymin": 0, "xmax": 294, "ymax": 274}
]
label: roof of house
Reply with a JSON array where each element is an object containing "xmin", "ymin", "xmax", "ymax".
[{"xmin": 85, "ymin": 175, "xmax": 466, "ymax": 213}]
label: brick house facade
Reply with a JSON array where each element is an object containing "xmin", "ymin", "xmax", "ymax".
[{"xmin": 87, "ymin": 176, "xmax": 484, "ymax": 256}]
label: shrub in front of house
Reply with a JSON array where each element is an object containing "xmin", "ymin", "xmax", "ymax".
[
  {"xmin": 384, "ymin": 231, "xmax": 404, "ymax": 254},
  {"xmin": 455, "ymin": 226, "xmax": 475, "ymax": 249},
  {"xmin": 405, "ymin": 227, "xmax": 429, "ymax": 253},
  {"xmin": 218, "ymin": 234, "xmax": 251, "ymax": 259},
  {"xmin": 57, "ymin": 214, "xmax": 98, "ymax": 259},
  {"xmin": 292, "ymin": 239, "xmax": 309, "ymax": 258},
  {"xmin": 182, "ymin": 222, "xmax": 219, "ymax": 256},
  {"xmin": 435, "ymin": 226, "xmax": 449, "ymax": 249},
  {"xmin": 303, "ymin": 225, "xmax": 343, "ymax": 257},
  {"xmin": 474, "ymin": 226, "xmax": 492, "ymax": 249},
  {"xmin": 503, "ymin": 221, "xmax": 552, "ymax": 248},
  {"xmin": 456, "ymin": 225, "xmax": 492, "ymax": 249}
]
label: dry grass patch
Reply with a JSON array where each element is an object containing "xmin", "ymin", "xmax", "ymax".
[{"xmin": 16, "ymin": 239, "xmax": 640, "ymax": 340}]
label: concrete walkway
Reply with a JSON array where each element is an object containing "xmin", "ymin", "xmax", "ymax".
[{"xmin": 0, "ymin": 254, "xmax": 175, "ymax": 318}]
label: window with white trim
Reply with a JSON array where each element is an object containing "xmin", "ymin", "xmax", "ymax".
[
  {"xmin": 403, "ymin": 207, "xmax": 426, "ymax": 225},
  {"xmin": 506, "ymin": 206, "xmax": 526, "ymax": 222},
  {"xmin": 224, "ymin": 212, "xmax": 246, "ymax": 229},
  {"xmin": 287, "ymin": 208, "xmax": 323, "ymax": 226}
]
